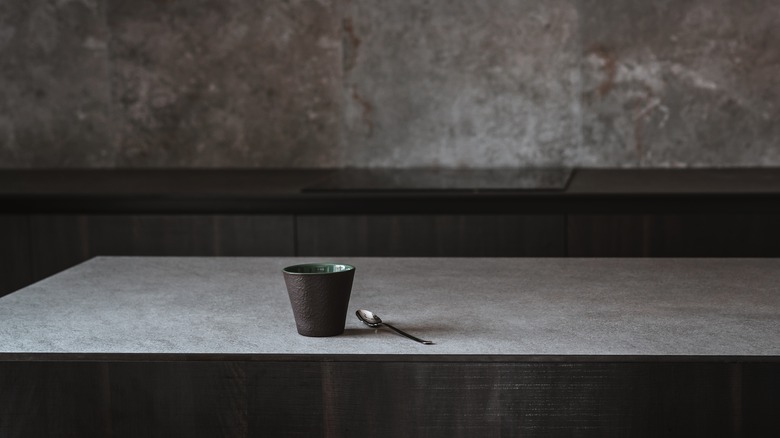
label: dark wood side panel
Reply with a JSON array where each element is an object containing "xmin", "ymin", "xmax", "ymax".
[
  {"xmin": 2, "ymin": 360, "xmax": 774, "ymax": 437},
  {"xmin": 296, "ymin": 215, "xmax": 565, "ymax": 257},
  {"xmin": 743, "ymin": 362, "xmax": 780, "ymax": 437},
  {"xmin": 0, "ymin": 361, "xmax": 110, "ymax": 437},
  {"xmin": 29, "ymin": 215, "xmax": 295, "ymax": 282},
  {"xmin": 29, "ymin": 215, "xmax": 90, "ymax": 283},
  {"xmin": 213, "ymin": 215, "xmax": 294, "ymax": 256},
  {"xmin": 0, "ymin": 215, "xmax": 32, "ymax": 297},
  {"xmin": 567, "ymin": 214, "xmax": 780, "ymax": 257},
  {"xmin": 85, "ymin": 215, "xmax": 218, "ymax": 257}
]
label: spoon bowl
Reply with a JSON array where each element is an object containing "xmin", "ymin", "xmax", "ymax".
[
  {"xmin": 356, "ymin": 309, "xmax": 383, "ymax": 327},
  {"xmin": 355, "ymin": 309, "xmax": 434, "ymax": 345}
]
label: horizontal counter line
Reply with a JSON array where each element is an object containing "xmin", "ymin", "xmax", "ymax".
[{"xmin": 1, "ymin": 353, "xmax": 779, "ymax": 363}]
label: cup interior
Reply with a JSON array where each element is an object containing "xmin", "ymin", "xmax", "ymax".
[{"xmin": 283, "ymin": 263, "xmax": 355, "ymax": 274}]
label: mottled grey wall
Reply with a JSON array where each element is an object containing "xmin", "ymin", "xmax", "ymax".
[
  {"xmin": 1, "ymin": 0, "xmax": 778, "ymax": 168},
  {"xmin": 580, "ymin": 0, "xmax": 780, "ymax": 167}
]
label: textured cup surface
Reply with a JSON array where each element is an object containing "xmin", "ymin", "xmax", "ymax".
[{"xmin": 282, "ymin": 263, "xmax": 355, "ymax": 337}]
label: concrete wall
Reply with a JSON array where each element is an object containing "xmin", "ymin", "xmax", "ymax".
[{"xmin": 1, "ymin": 0, "xmax": 778, "ymax": 168}]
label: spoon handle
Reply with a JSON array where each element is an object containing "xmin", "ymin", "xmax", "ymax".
[{"xmin": 382, "ymin": 323, "xmax": 434, "ymax": 345}]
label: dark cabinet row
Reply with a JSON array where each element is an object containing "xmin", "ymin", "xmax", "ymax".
[
  {"xmin": 3, "ymin": 213, "xmax": 780, "ymax": 296},
  {"xmin": 0, "ymin": 214, "xmax": 563, "ymax": 296},
  {"xmin": 568, "ymin": 214, "xmax": 780, "ymax": 257},
  {"xmin": 296, "ymin": 215, "xmax": 564, "ymax": 257},
  {"xmin": 1, "ymin": 215, "xmax": 295, "ymax": 296},
  {"xmin": 3, "ymin": 360, "xmax": 777, "ymax": 436}
]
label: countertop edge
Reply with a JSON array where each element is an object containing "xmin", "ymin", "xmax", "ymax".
[{"xmin": 2, "ymin": 353, "xmax": 779, "ymax": 363}]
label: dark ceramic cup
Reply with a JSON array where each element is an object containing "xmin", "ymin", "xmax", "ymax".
[{"xmin": 282, "ymin": 263, "xmax": 356, "ymax": 337}]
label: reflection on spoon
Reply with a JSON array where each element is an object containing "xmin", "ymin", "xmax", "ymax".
[{"xmin": 355, "ymin": 309, "xmax": 434, "ymax": 345}]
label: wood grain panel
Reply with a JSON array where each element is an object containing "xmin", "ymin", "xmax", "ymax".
[
  {"xmin": 567, "ymin": 214, "xmax": 780, "ymax": 257},
  {"xmin": 29, "ymin": 215, "xmax": 90, "ymax": 282},
  {"xmin": 1, "ymin": 360, "xmax": 773, "ymax": 437},
  {"xmin": 213, "ymin": 215, "xmax": 294, "ymax": 256},
  {"xmin": 296, "ymin": 215, "xmax": 565, "ymax": 257},
  {"xmin": 743, "ymin": 362, "xmax": 780, "ymax": 437},
  {"xmin": 29, "ymin": 215, "xmax": 294, "ymax": 282},
  {"xmin": 87, "ymin": 215, "xmax": 218, "ymax": 256},
  {"xmin": 317, "ymin": 361, "xmax": 740, "ymax": 437},
  {"xmin": 107, "ymin": 361, "xmax": 250, "ymax": 437},
  {"xmin": 0, "ymin": 215, "xmax": 32, "ymax": 296},
  {"xmin": 0, "ymin": 361, "xmax": 110, "ymax": 437}
]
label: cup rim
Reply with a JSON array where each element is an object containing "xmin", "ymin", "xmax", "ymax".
[{"xmin": 283, "ymin": 263, "xmax": 356, "ymax": 275}]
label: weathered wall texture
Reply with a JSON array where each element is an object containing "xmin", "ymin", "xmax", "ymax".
[
  {"xmin": 580, "ymin": 0, "xmax": 780, "ymax": 167},
  {"xmin": 1, "ymin": 0, "xmax": 778, "ymax": 168}
]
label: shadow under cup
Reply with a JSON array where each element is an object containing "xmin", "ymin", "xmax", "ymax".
[{"xmin": 282, "ymin": 263, "xmax": 355, "ymax": 337}]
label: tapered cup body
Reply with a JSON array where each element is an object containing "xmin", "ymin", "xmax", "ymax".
[{"xmin": 283, "ymin": 263, "xmax": 355, "ymax": 337}]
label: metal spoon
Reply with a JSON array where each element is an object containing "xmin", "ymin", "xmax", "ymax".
[{"xmin": 356, "ymin": 309, "xmax": 434, "ymax": 345}]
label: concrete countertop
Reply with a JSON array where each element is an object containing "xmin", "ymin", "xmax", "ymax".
[{"xmin": 1, "ymin": 257, "xmax": 778, "ymax": 359}]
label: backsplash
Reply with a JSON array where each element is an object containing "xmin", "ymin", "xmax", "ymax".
[{"xmin": 1, "ymin": 0, "xmax": 778, "ymax": 168}]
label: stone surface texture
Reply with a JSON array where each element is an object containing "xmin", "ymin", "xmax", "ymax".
[
  {"xmin": 580, "ymin": 0, "xmax": 780, "ymax": 167},
  {"xmin": 0, "ymin": 0, "xmax": 114, "ymax": 167},
  {"xmin": 0, "ymin": 0, "xmax": 779, "ymax": 168},
  {"xmin": 340, "ymin": 0, "xmax": 582, "ymax": 168},
  {"xmin": 107, "ymin": 0, "xmax": 342, "ymax": 167},
  {"xmin": 1, "ymin": 256, "xmax": 778, "ymax": 356}
]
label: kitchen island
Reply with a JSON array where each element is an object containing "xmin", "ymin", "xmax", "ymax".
[{"xmin": 1, "ymin": 257, "xmax": 778, "ymax": 436}]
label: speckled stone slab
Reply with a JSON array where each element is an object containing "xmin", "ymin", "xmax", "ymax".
[
  {"xmin": 580, "ymin": 0, "xmax": 780, "ymax": 167},
  {"xmin": 0, "ymin": 0, "xmax": 114, "ymax": 167},
  {"xmin": 340, "ymin": 0, "xmax": 582, "ymax": 168},
  {"xmin": 1, "ymin": 257, "xmax": 778, "ymax": 356},
  {"xmin": 105, "ymin": 0, "xmax": 343, "ymax": 167}
]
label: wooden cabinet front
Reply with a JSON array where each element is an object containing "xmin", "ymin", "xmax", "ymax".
[
  {"xmin": 28, "ymin": 215, "xmax": 295, "ymax": 283},
  {"xmin": 567, "ymin": 214, "xmax": 780, "ymax": 257},
  {"xmin": 296, "ymin": 214, "xmax": 565, "ymax": 257},
  {"xmin": 1, "ymin": 359, "xmax": 775, "ymax": 436},
  {"xmin": 0, "ymin": 215, "xmax": 32, "ymax": 297}
]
